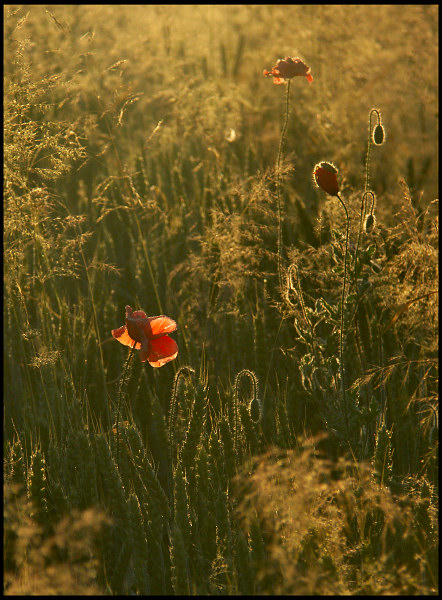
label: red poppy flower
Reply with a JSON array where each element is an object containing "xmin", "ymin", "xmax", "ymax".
[
  {"xmin": 263, "ymin": 56, "xmax": 313, "ymax": 85},
  {"xmin": 313, "ymin": 162, "xmax": 340, "ymax": 196},
  {"xmin": 112, "ymin": 305, "xmax": 178, "ymax": 367}
]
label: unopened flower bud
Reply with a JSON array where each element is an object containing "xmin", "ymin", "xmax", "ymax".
[
  {"xmin": 364, "ymin": 214, "xmax": 376, "ymax": 234},
  {"xmin": 250, "ymin": 398, "xmax": 261, "ymax": 423},
  {"xmin": 313, "ymin": 161, "xmax": 340, "ymax": 196},
  {"xmin": 373, "ymin": 124, "xmax": 385, "ymax": 145}
]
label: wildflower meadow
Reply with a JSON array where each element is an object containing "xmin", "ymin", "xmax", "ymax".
[{"xmin": 4, "ymin": 5, "xmax": 438, "ymax": 595}]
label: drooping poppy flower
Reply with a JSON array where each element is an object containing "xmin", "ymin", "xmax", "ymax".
[
  {"xmin": 112, "ymin": 305, "xmax": 178, "ymax": 367},
  {"xmin": 263, "ymin": 56, "xmax": 313, "ymax": 85},
  {"xmin": 313, "ymin": 162, "xmax": 340, "ymax": 196}
]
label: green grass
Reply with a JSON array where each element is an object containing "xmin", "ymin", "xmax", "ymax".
[{"xmin": 4, "ymin": 4, "xmax": 438, "ymax": 595}]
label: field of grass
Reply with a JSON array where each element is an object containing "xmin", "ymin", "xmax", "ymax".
[{"xmin": 4, "ymin": 4, "xmax": 438, "ymax": 595}]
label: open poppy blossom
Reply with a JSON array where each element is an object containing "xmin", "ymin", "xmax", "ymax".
[
  {"xmin": 313, "ymin": 162, "xmax": 340, "ymax": 196},
  {"xmin": 112, "ymin": 305, "xmax": 178, "ymax": 367},
  {"xmin": 263, "ymin": 56, "xmax": 313, "ymax": 84}
]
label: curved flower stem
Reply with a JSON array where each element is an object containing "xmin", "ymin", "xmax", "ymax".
[
  {"xmin": 233, "ymin": 369, "xmax": 258, "ymax": 455},
  {"xmin": 168, "ymin": 366, "xmax": 195, "ymax": 510},
  {"xmin": 276, "ymin": 79, "xmax": 291, "ymax": 289},
  {"xmin": 116, "ymin": 345, "xmax": 135, "ymax": 470},
  {"xmin": 365, "ymin": 109, "xmax": 380, "ymax": 193},
  {"xmin": 336, "ymin": 193, "xmax": 350, "ymax": 440},
  {"xmin": 352, "ymin": 191, "xmax": 370, "ymax": 295}
]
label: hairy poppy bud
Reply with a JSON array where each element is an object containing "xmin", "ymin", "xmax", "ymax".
[
  {"xmin": 313, "ymin": 161, "xmax": 340, "ymax": 196},
  {"xmin": 250, "ymin": 397, "xmax": 261, "ymax": 423},
  {"xmin": 373, "ymin": 124, "xmax": 385, "ymax": 145},
  {"xmin": 364, "ymin": 214, "xmax": 376, "ymax": 234}
]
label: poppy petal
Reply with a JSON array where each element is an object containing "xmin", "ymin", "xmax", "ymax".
[
  {"xmin": 132, "ymin": 310, "xmax": 148, "ymax": 320},
  {"xmin": 147, "ymin": 335, "xmax": 178, "ymax": 367},
  {"xmin": 273, "ymin": 77, "xmax": 285, "ymax": 84},
  {"xmin": 144, "ymin": 316, "xmax": 177, "ymax": 339},
  {"xmin": 112, "ymin": 326, "xmax": 140, "ymax": 349},
  {"xmin": 112, "ymin": 325, "xmax": 126, "ymax": 339}
]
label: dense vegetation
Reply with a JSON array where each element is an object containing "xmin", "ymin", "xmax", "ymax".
[{"xmin": 4, "ymin": 5, "xmax": 438, "ymax": 595}]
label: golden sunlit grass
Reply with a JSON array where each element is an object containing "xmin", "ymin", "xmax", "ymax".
[{"xmin": 233, "ymin": 441, "xmax": 437, "ymax": 594}]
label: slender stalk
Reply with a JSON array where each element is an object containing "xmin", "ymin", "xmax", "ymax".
[
  {"xmin": 276, "ymin": 80, "xmax": 291, "ymax": 289},
  {"xmin": 353, "ymin": 192, "xmax": 368, "ymax": 286},
  {"xmin": 168, "ymin": 366, "xmax": 195, "ymax": 511},
  {"xmin": 116, "ymin": 345, "xmax": 135, "ymax": 470},
  {"xmin": 365, "ymin": 109, "xmax": 381, "ymax": 193},
  {"xmin": 233, "ymin": 369, "xmax": 257, "ymax": 454},
  {"xmin": 336, "ymin": 193, "xmax": 350, "ymax": 440}
]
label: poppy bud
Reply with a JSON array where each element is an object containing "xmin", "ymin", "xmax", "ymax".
[
  {"xmin": 364, "ymin": 214, "xmax": 376, "ymax": 234},
  {"xmin": 250, "ymin": 398, "xmax": 261, "ymax": 423},
  {"xmin": 373, "ymin": 124, "xmax": 385, "ymax": 145},
  {"xmin": 313, "ymin": 161, "xmax": 340, "ymax": 196}
]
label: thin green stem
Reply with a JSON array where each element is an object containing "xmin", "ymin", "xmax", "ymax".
[
  {"xmin": 233, "ymin": 370, "xmax": 259, "ymax": 455},
  {"xmin": 365, "ymin": 109, "xmax": 380, "ymax": 193},
  {"xmin": 352, "ymin": 191, "xmax": 371, "ymax": 295},
  {"xmin": 116, "ymin": 345, "xmax": 135, "ymax": 470},
  {"xmin": 276, "ymin": 80, "xmax": 291, "ymax": 289},
  {"xmin": 290, "ymin": 265, "xmax": 325, "ymax": 388},
  {"xmin": 336, "ymin": 193, "xmax": 350, "ymax": 440},
  {"xmin": 168, "ymin": 366, "xmax": 195, "ymax": 510}
]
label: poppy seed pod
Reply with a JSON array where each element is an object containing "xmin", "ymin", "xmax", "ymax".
[
  {"xmin": 373, "ymin": 124, "xmax": 385, "ymax": 145},
  {"xmin": 313, "ymin": 161, "xmax": 340, "ymax": 196}
]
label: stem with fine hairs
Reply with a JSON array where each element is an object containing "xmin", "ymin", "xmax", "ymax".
[
  {"xmin": 276, "ymin": 79, "xmax": 291, "ymax": 289},
  {"xmin": 336, "ymin": 192, "xmax": 350, "ymax": 440},
  {"xmin": 116, "ymin": 345, "xmax": 135, "ymax": 470}
]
